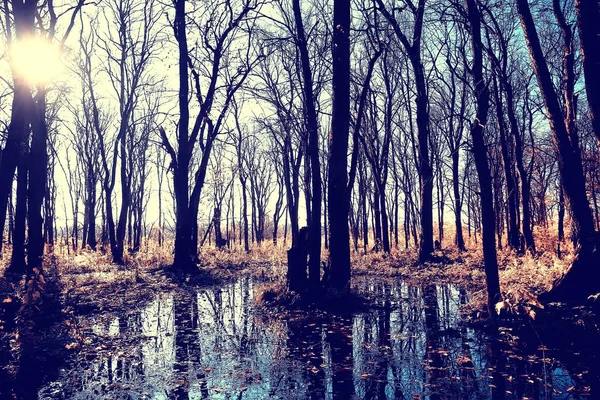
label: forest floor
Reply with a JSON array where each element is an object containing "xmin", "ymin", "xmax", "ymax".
[{"xmin": 0, "ymin": 230, "xmax": 599, "ymax": 398}]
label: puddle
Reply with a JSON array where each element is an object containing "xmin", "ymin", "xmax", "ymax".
[{"xmin": 26, "ymin": 277, "xmax": 597, "ymax": 398}]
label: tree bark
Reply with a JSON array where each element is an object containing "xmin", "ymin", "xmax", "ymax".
[
  {"xmin": 172, "ymin": 0, "xmax": 194, "ymax": 271},
  {"xmin": 328, "ymin": 0, "xmax": 351, "ymax": 290},
  {"xmin": 376, "ymin": 0, "xmax": 433, "ymax": 262},
  {"xmin": 465, "ymin": 0, "xmax": 501, "ymax": 316},
  {"xmin": 9, "ymin": 159, "xmax": 28, "ymax": 274},
  {"xmin": 517, "ymin": 0, "xmax": 599, "ymax": 303},
  {"xmin": 574, "ymin": 0, "xmax": 600, "ymax": 141},
  {"xmin": 241, "ymin": 178, "xmax": 250, "ymax": 252},
  {"xmin": 0, "ymin": 0, "xmax": 36, "ymax": 253},
  {"xmin": 27, "ymin": 89, "xmax": 48, "ymax": 272},
  {"xmin": 492, "ymin": 74, "xmax": 520, "ymax": 251},
  {"xmin": 292, "ymin": 0, "xmax": 322, "ymax": 289},
  {"xmin": 504, "ymin": 82, "xmax": 535, "ymax": 253}
]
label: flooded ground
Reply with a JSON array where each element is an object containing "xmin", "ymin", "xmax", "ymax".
[{"xmin": 4, "ymin": 276, "xmax": 598, "ymax": 399}]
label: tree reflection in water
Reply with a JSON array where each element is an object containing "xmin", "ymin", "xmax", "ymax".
[{"xmin": 34, "ymin": 276, "xmax": 594, "ymax": 399}]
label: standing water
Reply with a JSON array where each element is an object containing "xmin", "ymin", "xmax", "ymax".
[{"xmin": 32, "ymin": 277, "xmax": 595, "ymax": 399}]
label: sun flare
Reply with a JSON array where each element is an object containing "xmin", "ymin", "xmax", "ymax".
[{"xmin": 10, "ymin": 37, "xmax": 63, "ymax": 85}]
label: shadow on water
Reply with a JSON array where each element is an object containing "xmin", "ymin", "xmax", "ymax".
[
  {"xmin": 0, "ymin": 267, "xmax": 72, "ymax": 400},
  {"xmin": 27, "ymin": 276, "xmax": 597, "ymax": 399}
]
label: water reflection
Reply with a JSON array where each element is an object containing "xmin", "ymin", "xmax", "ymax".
[{"xmin": 38, "ymin": 277, "xmax": 594, "ymax": 399}]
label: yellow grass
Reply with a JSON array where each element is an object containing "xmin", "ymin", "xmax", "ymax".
[{"xmin": 0, "ymin": 223, "xmax": 575, "ymax": 318}]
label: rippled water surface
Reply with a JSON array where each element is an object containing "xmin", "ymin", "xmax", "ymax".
[{"xmin": 35, "ymin": 277, "xmax": 595, "ymax": 399}]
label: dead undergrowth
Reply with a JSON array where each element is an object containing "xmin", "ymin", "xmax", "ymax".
[
  {"xmin": 0, "ymin": 227, "xmax": 594, "ymax": 398},
  {"xmin": 0, "ymin": 225, "xmax": 581, "ymax": 334}
]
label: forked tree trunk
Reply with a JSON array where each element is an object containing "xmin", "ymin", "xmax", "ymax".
[
  {"xmin": 517, "ymin": 0, "xmax": 600, "ymax": 304},
  {"xmin": 170, "ymin": 0, "xmax": 195, "ymax": 272},
  {"xmin": 376, "ymin": 0, "xmax": 432, "ymax": 262}
]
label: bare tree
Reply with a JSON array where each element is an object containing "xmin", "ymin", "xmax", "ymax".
[
  {"xmin": 327, "ymin": 0, "xmax": 352, "ymax": 289},
  {"xmin": 376, "ymin": 0, "xmax": 434, "ymax": 262},
  {"xmin": 160, "ymin": 0, "xmax": 261, "ymax": 271},
  {"xmin": 1, "ymin": 0, "xmax": 84, "ymax": 274},
  {"xmin": 517, "ymin": 0, "xmax": 599, "ymax": 303},
  {"xmin": 463, "ymin": 0, "xmax": 501, "ymax": 316}
]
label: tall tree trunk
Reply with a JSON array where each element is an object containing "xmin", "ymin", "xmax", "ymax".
[
  {"xmin": 436, "ymin": 158, "xmax": 444, "ymax": 246},
  {"xmin": 328, "ymin": 0, "xmax": 351, "ymax": 290},
  {"xmin": 451, "ymin": 150, "xmax": 466, "ymax": 251},
  {"xmin": 113, "ymin": 129, "xmax": 129, "ymax": 263},
  {"xmin": 394, "ymin": 177, "xmax": 399, "ymax": 249},
  {"xmin": 414, "ymin": 54, "xmax": 434, "ymax": 262},
  {"xmin": 0, "ymin": 0, "xmax": 36, "ymax": 253},
  {"xmin": 376, "ymin": 0, "xmax": 434, "ymax": 262},
  {"xmin": 213, "ymin": 207, "xmax": 225, "ymax": 249},
  {"xmin": 466, "ymin": 0, "xmax": 501, "ymax": 316},
  {"xmin": 323, "ymin": 176, "xmax": 328, "ymax": 249},
  {"xmin": 27, "ymin": 89, "xmax": 48, "ymax": 272},
  {"xmin": 558, "ymin": 181, "xmax": 565, "ymax": 242},
  {"xmin": 373, "ymin": 185, "xmax": 382, "ymax": 250},
  {"xmin": 45, "ymin": 178, "xmax": 55, "ymax": 246},
  {"xmin": 380, "ymin": 183, "xmax": 390, "ymax": 253},
  {"xmin": 157, "ymin": 156, "xmax": 164, "ymax": 247},
  {"xmin": 492, "ymin": 74, "xmax": 520, "ymax": 251},
  {"xmin": 241, "ymin": 178, "xmax": 250, "ymax": 252},
  {"xmin": 574, "ymin": 0, "xmax": 600, "ymax": 141},
  {"xmin": 172, "ymin": 0, "xmax": 194, "ymax": 272},
  {"xmin": 504, "ymin": 81, "xmax": 535, "ymax": 253},
  {"xmin": 517, "ymin": 0, "xmax": 598, "ymax": 303},
  {"xmin": 292, "ymin": 0, "xmax": 322, "ymax": 289},
  {"xmin": 8, "ymin": 194, "xmax": 13, "ymax": 246},
  {"xmin": 9, "ymin": 159, "xmax": 28, "ymax": 274},
  {"xmin": 86, "ymin": 172, "xmax": 96, "ymax": 250}
]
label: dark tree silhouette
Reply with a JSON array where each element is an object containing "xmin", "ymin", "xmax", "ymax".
[{"xmin": 328, "ymin": 0, "xmax": 352, "ymax": 290}]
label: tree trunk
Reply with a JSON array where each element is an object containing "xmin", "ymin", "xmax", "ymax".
[
  {"xmin": 292, "ymin": 0, "xmax": 322, "ymax": 289},
  {"xmin": 171, "ymin": 0, "xmax": 194, "ymax": 272},
  {"xmin": 492, "ymin": 74, "xmax": 520, "ymax": 251},
  {"xmin": 328, "ymin": 0, "xmax": 351, "ymax": 290},
  {"xmin": 287, "ymin": 226, "xmax": 308, "ymax": 292},
  {"xmin": 173, "ymin": 162, "xmax": 193, "ymax": 270},
  {"xmin": 0, "ymin": 0, "xmax": 36, "ymax": 253},
  {"xmin": 452, "ymin": 150, "xmax": 466, "ymax": 251},
  {"xmin": 380, "ymin": 183, "xmax": 390, "ymax": 253},
  {"xmin": 373, "ymin": 185, "xmax": 382, "ymax": 251},
  {"xmin": 504, "ymin": 81, "xmax": 535, "ymax": 253},
  {"xmin": 213, "ymin": 207, "xmax": 226, "ymax": 249},
  {"xmin": 558, "ymin": 182, "xmax": 565, "ymax": 242},
  {"xmin": 466, "ymin": 0, "xmax": 501, "ymax": 316},
  {"xmin": 8, "ymin": 195, "xmax": 13, "ymax": 246},
  {"xmin": 574, "ymin": 0, "xmax": 600, "ymax": 141},
  {"xmin": 27, "ymin": 89, "xmax": 48, "ymax": 272},
  {"xmin": 414, "ymin": 53, "xmax": 434, "ymax": 263},
  {"xmin": 9, "ymin": 160, "xmax": 28, "ymax": 274},
  {"xmin": 241, "ymin": 178, "xmax": 250, "ymax": 252},
  {"xmin": 85, "ymin": 169, "xmax": 97, "ymax": 250},
  {"xmin": 517, "ymin": 0, "xmax": 599, "ymax": 303}
]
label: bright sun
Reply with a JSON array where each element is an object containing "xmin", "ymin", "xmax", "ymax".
[{"xmin": 10, "ymin": 37, "xmax": 63, "ymax": 85}]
